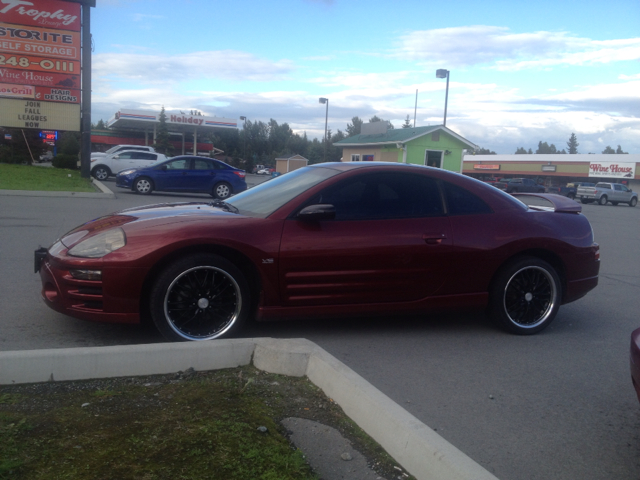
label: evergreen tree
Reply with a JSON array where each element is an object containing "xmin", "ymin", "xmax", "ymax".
[
  {"xmin": 153, "ymin": 107, "xmax": 173, "ymax": 155},
  {"xmin": 476, "ymin": 147, "xmax": 496, "ymax": 155},
  {"xmin": 567, "ymin": 133, "xmax": 579, "ymax": 154},
  {"xmin": 602, "ymin": 146, "xmax": 616, "ymax": 154},
  {"xmin": 346, "ymin": 116, "xmax": 363, "ymax": 137},
  {"xmin": 402, "ymin": 115, "xmax": 412, "ymax": 128},
  {"xmin": 536, "ymin": 141, "xmax": 558, "ymax": 154},
  {"xmin": 515, "ymin": 147, "xmax": 529, "ymax": 154},
  {"xmin": 616, "ymin": 145, "xmax": 628, "ymax": 154}
]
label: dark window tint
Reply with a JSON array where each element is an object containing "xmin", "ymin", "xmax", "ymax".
[
  {"xmin": 193, "ymin": 159, "xmax": 212, "ymax": 170},
  {"xmin": 136, "ymin": 152, "xmax": 157, "ymax": 160},
  {"xmin": 313, "ymin": 172, "xmax": 443, "ymax": 220},
  {"xmin": 443, "ymin": 182, "xmax": 492, "ymax": 215}
]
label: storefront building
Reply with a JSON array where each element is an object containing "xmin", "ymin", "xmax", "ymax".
[
  {"xmin": 464, "ymin": 154, "xmax": 640, "ymax": 190},
  {"xmin": 335, "ymin": 123, "xmax": 477, "ymax": 172}
]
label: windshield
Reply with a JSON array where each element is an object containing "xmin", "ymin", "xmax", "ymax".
[{"xmin": 226, "ymin": 166, "xmax": 341, "ymax": 217}]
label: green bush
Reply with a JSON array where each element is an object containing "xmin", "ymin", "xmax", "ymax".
[{"xmin": 52, "ymin": 153, "xmax": 78, "ymax": 170}]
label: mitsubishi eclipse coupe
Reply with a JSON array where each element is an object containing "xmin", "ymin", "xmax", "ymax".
[{"xmin": 35, "ymin": 162, "xmax": 600, "ymax": 342}]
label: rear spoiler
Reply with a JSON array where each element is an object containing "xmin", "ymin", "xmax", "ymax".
[{"xmin": 512, "ymin": 193, "xmax": 582, "ymax": 213}]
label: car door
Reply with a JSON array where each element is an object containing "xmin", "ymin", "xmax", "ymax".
[
  {"xmin": 110, "ymin": 152, "xmax": 135, "ymax": 174},
  {"xmin": 152, "ymin": 158, "xmax": 192, "ymax": 191},
  {"xmin": 130, "ymin": 152, "xmax": 161, "ymax": 169},
  {"xmin": 278, "ymin": 171, "xmax": 453, "ymax": 307},
  {"xmin": 182, "ymin": 158, "xmax": 220, "ymax": 192}
]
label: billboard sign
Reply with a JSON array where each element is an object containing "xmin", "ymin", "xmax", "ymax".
[
  {"xmin": 0, "ymin": 97, "xmax": 79, "ymax": 129},
  {"xmin": 0, "ymin": 66, "xmax": 79, "ymax": 87},
  {"xmin": 0, "ymin": 0, "xmax": 81, "ymax": 31},
  {"xmin": 589, "ymin": 162, "xmax": 636, "ymax": 179},
  {"xmin": 0, "ymin": 0, "xmax": 83, "ymax": 131},
  {"xmin": 0, "ymin": 22, "xmax": 80, "ymax": 60}
]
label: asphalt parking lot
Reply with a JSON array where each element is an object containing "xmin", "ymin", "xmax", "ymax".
[{"xmin": 1, "ymin": 180, "xmax": 639, "ymax": 480}]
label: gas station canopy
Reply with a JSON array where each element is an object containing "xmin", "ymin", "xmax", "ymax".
[{"xmin": 106, "ymin": 109, "xmax": 238, "ymax": 154}]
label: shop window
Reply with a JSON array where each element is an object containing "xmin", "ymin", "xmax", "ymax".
[{"xmin": 351, "ymin": 154, "xmax": 361, "ymax": 162}]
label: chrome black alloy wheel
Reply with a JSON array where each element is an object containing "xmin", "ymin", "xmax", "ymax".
[
  {"xmin": 150, "ymin": 254, "xmax": 250, "ymax": 341},
  {"xmin": 490, "ymin": 257, "xmax": 561, "ymax": 335}
]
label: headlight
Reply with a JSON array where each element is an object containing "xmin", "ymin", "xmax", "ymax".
[
  {"xmin": 68, "ymin": 228, "xmax": 126, "ymax": 258},
  {"xmin": 118, "ymin": 170, "xmax": 136, "ymax": 176}
]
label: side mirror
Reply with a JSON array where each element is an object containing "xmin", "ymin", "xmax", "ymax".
[
  {"xmin": 297, "ymin": 204, "xmax": 336, "ymax": 221},
  {"xmin": 113, "ymin": 155, "xmax": 120, "ymax": 159}
]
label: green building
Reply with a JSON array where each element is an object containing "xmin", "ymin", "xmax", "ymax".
[{"xmin": 334, "ymin": 123, "xmax": 477, "ymax": 172}]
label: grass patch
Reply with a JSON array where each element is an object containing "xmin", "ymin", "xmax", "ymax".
[
  {"xmin": 0, "ymin": 366, "xmax": 411, "ymax": 480},
  {"xmin": 0, "ymin": 164, "xmax": 96, "ymax": 192}
]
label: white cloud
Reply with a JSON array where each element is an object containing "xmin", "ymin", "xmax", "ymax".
[
  {"xmin": 394, "ymin": 26, "xmax": 640, "ymax": 70},
  {"xmin": 93, "ymin": 51, "xmax": 295, "ymax": 83}
]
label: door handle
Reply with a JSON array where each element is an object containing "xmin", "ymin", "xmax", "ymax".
[{"xmin": 422, "ymin": 233, "xmax": 446, "ymax": 245}]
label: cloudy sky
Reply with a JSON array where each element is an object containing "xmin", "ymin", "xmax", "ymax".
[{"xmin": 91, "ymin": 0, "xmax": 640, "ymax": 154}]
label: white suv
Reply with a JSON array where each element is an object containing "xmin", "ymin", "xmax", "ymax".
[
  {"xmin": 91, "ymin": 145, "xmax": 156, "ymax": 160},
  {"xmin": 91, "ymin": 150, "xmax": 167, "ymax": 180}
]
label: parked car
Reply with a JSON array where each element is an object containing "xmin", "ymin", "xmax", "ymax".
[
  {"xmin": 576, "ymin": 182, "xmax": 638, "ymax": 206},
  {"xmin": 567, "ymin": 182, "xmax": 595, "ymax": 189},
  {"xmin": 91, "ymin": 145, "xmax": 156, "ymax": 160},
  {"xmin": 547, "ymin": 184, "xmax": 577, "ymax": 200},
  {"xmin": 115, "ymin": 155, "xmax": 247, "ymax": 199},
  {"xmin": 35, "ymin": 162, "xmax": 600, "ymax": 342},
  {"xmin": 91, "ymin": 150, "xmax": 168, "ymax": 180},
  {"xmin": 631, "ymin": 327, "xmax": 640, "ymax": 404},
  {"xmin": 494, "ymin": 178, "xmax": 546, "ymax": 193}
]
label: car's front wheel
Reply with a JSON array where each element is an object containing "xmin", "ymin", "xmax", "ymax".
[
  {"xmin": 91, "ymin": 165, "xmax": 111, "ymax": 181},
  {"xmin": 149, "ymin": 254, "xmax": 251, "ymax": 341},
  {"xmin": 630, "ymin": 197, "xmax": 638, "ymax": 207},
  {"xmin": 489, "ymin": 257, "xmax": 562, "ymax": 335},
  {"xmin": 598, "ymin": 196, "xmax": 608, "ymax": 205},
  {"xmin": 134, "ymin": 177, "xmax": 153, "ymax": 195},
  {"xmin": 212, "ymin": 182, "xmax": 232, "ymax": 199}
]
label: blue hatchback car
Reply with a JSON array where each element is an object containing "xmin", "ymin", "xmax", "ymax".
[{"xmin": 115, "ymin": 155, "xmax": 247, "ymax": 199}]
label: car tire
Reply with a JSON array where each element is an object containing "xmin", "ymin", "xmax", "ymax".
[
  {"xmin": 212, "ymin": 182, "xmax": 232, "ymax": 199},
  {"xmin": 134, "ymin": 177, "xmax": 154, "ymax": 195},
  {"xmin": 568, "ymin": 193, "xmax": 575, "ymax": 200},
  {"xmin": 598, "ymin": 196, "xmax": 608, "ymax": 205},
  {"xmin": 629, "ymin": 198, "xmax": 638, "ymax": 207},
  {"xmin": 91, "ymin": 165, "xmax": 111, "ymax": 181},
  {"xmin": 149, "ymin": 254, "xmax": 251, "ymax": 341},
  {"xmin": 488, "ymin": 256, "xmax": 562, "ymax": 335}
]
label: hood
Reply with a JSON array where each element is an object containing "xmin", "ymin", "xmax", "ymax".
[{"xmin": 60, "ymin": 202, "xmax": 235, "ymax": 248}]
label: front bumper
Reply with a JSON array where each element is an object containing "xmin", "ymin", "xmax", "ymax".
[{"xmin": 35, "ymin": 246, "xmax": 143, "ymax": 324}]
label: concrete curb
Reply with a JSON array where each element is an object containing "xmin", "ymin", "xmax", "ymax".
[
  {"xmin": 0, "ymin": 339, "xmax": 498, "ymax": 480},
  {"xmin": 0, "ymin": 179, "xmax": 115, "ymax": 199}
]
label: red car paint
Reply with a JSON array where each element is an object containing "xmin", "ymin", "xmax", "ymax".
[{"xmin": 36, "ymin": 162, "xmax": 600, "ymax": 337}]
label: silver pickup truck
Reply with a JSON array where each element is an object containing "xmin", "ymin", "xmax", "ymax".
[{"xmin": 577, "ymin": 182, "xmax": 638, "ymax": 207}]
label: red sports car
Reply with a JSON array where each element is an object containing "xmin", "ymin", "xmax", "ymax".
[{"xmin": 35, "ymin": 162, "xmax": 600, "ymax": 341}]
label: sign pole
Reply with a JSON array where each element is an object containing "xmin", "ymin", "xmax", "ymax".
[{"xmin": 80, "ymin": 3, "xmax": 92, "ymax": 179}]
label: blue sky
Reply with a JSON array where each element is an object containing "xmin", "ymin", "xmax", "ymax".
[{"xmin": 92, "ymin": 0, "xmax": 640, "ymax": 154}]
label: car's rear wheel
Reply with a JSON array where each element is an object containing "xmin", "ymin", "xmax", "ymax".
[
  {"xmin": 630, "ymin": 198, "xmax": 638, "ymax": 207},
  {"xmin": 134, "ymin": 177, "xmax": 153, "ymax": 195},
  {"xmin": 149, "ymin": 254, "xmax": 251, "ymax": 342},
  {"xmin": 489, "ymin": 257, "xmax": 562, "ymax": 335},
  {"xmin": 212, "ymin": 182, "xmax": 232, "ymax": 199},
  {"xmin": 598, "ymin": 196, "xmax": 608, "ymax": 205},
  {"xmin": 91, "ymin": 165, "xmax": 111, "ymax": 181},
  {"xmin": 567, "ymin": 193, "xmax": 575, "ymax": 200}
]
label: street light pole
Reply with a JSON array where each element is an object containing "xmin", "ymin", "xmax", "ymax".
[
  {"xmin": 436, "ymin": 69, "xmax": 450, "ymax": 126},
  {"xmin": 239, "ymin": 116, "xmax": 247, "ymax": 166},
  {"xmin": 319, "ymin": 97, "xmax": 329, "ymax": 162}
]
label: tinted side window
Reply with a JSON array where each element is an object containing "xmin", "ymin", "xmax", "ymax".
[
  {"xmin": 443, "ymin": 182, "xmax": 492, "ymax": 215},
  {"xmin": 313, "ymin": 172, "xmax": 443, "ymax": 220},
  {"xmin": 193, "ymin": 159, "xmax": 211, "ymax": 170},
  {"xmin": 135, "ymin": 152, "xmax": 157, "ymax": 160}
]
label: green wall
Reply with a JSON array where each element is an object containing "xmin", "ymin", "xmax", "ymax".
[{"xmin": 405, "ymin": 132, "xmax": 466, "ymax": 171}]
